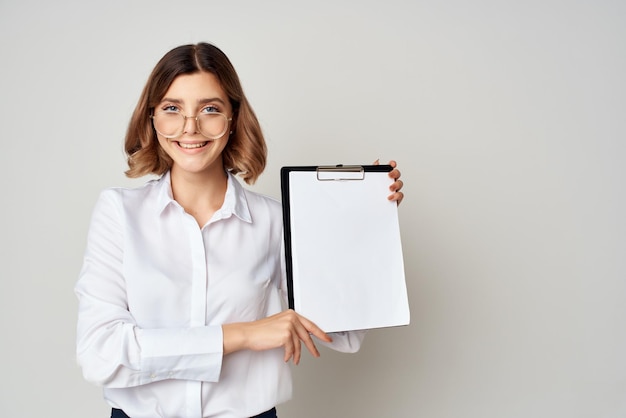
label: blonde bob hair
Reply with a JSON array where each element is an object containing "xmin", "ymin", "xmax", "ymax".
[{"xmin": 124, "ymin": 43, "xmax": 266, "ymax": 184}]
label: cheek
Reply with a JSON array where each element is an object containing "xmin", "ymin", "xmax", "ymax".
[
  {"xmin": 155, "ymin": 137, "xmax": 178, "ymax": 164},
  {"xmin": 157, "ymin": 136, "xmax": 172, "ymax": 151}
]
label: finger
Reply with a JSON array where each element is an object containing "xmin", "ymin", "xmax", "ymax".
[
  {"xmin": 373, "ymin": 159, "xmax": 380, "ymax": 165},
  {"xmin": 293, "ymin": 332, "xmax": 302, "ymax": 364},
  {"xmin": 282, "ymin": 311, "xmax": 312, "ymax": 363},
  {"xmin": 293, "ymin": 314, "xmax": 327, "ymax": 359},
  {"xmin": 295, "ymin": 324, "xmax": 320, "ymax": 359},
  {"xmin": 388, "ymin": 191, "xmax": 404, "ymax": 205},
  {"xmin": 387, "ymin": 160, "xmax": 397, "ymax": 169},
  {"xmin": 292, "ymin": 319, "xmax": 321, "ymax": 360},
  {"xmin": 283, "ymin": 337, "xmax": 294, "ymax": 363},
  {"xmin": 390, "ymin": 179, "xmax": 404, "ymax": 192},
  {"xmin": 388, "ymin": 168, "xmax": 401, "ymax": 181},
  {"xmin": 302, "ymin": 335, "xmax": 320, "ymax": 360},
  {"xmin": 297, "ymin": 315, "xmax": 331, "ymax": 343}
]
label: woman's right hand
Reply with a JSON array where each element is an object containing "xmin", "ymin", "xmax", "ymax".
[{"xmin": 222, "ymin": 310, "xmax": 332, "ymax": 364}]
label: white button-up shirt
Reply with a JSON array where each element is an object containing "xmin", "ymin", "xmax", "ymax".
[{"xmin": 75, "ymin": 172, "xmax": 364, "ymax": 418}]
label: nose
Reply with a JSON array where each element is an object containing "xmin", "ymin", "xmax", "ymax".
[{"xmin": 183, "ymin": 115, "xmax": 198, "ymax": 134}]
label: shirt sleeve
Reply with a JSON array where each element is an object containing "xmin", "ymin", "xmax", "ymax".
[
  {"xmin": 75, "ymin": 189, "xmax": 224, "ymax": 388},
  {"xmin": 278, "ymin": 237, "xmax": 366, "ymax": 353}
]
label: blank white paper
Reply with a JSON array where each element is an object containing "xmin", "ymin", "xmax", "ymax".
[{"xmin": 287, "ymin": 169, "xmax": 410, "ymax": 332}]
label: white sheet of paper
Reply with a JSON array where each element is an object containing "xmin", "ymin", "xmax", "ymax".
[{"xmin": 287, "ymin": 169, "xmax": 410, "ymax": 332}]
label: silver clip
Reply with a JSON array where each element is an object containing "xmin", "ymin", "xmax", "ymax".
[{"xmin": 316, "ymin": 165, "xmax": 365, "ymax": 181}]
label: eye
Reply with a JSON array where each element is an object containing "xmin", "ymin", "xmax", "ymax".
[
  {"xmin": 161, "ymin": 104, "xmax": 180, "ymax": 113},
  {"xmin": 201, "ymin": 105, "xmax": 220, "ymax": 114}
]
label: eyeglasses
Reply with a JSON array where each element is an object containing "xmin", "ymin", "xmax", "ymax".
[{"xmin": 151, "ymin": 110, "xmax": 232, "ymax": 140}]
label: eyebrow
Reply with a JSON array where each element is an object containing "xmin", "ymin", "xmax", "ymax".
[{"xmin": 160, "ymin": 97, "xmax": 227, "ymax": 106}]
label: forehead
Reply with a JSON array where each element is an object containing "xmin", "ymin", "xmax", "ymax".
[{"xmin": 162, "ymin": 72, "xmax": 228, "ymax": 103}]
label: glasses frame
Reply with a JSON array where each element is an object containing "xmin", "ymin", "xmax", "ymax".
[{"xmin": 151, "ymin": 110, "xmax": 232, "ymax": 140}]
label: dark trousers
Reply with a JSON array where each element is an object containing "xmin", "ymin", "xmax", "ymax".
[{"xmin": 111, "ymin": 407, "xmax": 277, "ymax": 418}]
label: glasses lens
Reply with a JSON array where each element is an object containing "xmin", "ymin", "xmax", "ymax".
[
  {"xmin": 198, "ymin": 113, "xmax": 228, "ymax": 139},
  {"xmin": 153, "ymin": 112, "xmax": 184, "ymax": 138}
]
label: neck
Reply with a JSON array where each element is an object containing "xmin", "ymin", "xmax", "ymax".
[{"xmin": 169, "ymin": 165, "xmax": 229, "ymax": 228}]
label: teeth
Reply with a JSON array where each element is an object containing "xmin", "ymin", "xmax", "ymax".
[{"xmin": 179, "ymin": 142, "xmax": 207, "ymax": 149}]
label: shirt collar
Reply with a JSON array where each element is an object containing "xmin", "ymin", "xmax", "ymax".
[
  {"xmin": 155, "ymin": 170, "xmax": 252, "ymax": 224},
  {"xmin": 216, "ymin": 172, "xmax": 252, "ymax": 223},
  {"xmin": 155, "ymin": 171, "xmax": 175, "ymax": 214}
]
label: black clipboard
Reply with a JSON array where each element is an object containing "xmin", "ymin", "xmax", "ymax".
[{"xmin": 280, "ymin": 164, "xmax": 410, "ymax": 332}]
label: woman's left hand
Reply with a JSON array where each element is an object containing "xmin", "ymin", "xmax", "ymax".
[{"xmin": 375, "ymin": 160, "xmax": 404, "ymax": 205}]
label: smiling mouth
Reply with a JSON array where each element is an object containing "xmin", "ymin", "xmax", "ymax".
[{"xmin": 176, "ymin": 141, "xmax": 209, "ymax": 149}]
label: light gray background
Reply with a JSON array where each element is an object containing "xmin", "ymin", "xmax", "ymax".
[{"xmin": 1, "ymin": 1, "xmax": 624, "ymax": 417}]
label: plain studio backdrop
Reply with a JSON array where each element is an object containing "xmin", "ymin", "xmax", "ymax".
[{"xmin": 1, "ymin": 1, "xmax": 624, "ymax": 417}]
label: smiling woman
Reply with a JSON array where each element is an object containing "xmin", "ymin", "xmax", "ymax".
[
  {"xmin": 124, "ymin": 43, "xmax": 267, "ymax": 186},
  {"xmin": 153, "ymin": 73, "xmax": 233, "ymax": 196},
  {"xmin": 74, "ymin": 42, "xmax": 404, "ymax": 418}
]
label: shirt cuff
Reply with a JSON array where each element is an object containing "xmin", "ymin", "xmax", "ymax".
[{"xmin": 136, "ymin": 326, "xmax": 223, "ymax": 383}]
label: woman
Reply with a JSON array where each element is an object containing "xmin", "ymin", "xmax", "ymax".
[{"xmin": 75, "ymin": 42, "xmax": 404, "ymax": 418}]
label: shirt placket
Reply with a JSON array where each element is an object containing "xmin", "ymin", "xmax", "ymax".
[{"xmin": 185, "ymin": 215, "xmax": 208, "ymax": 418}]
